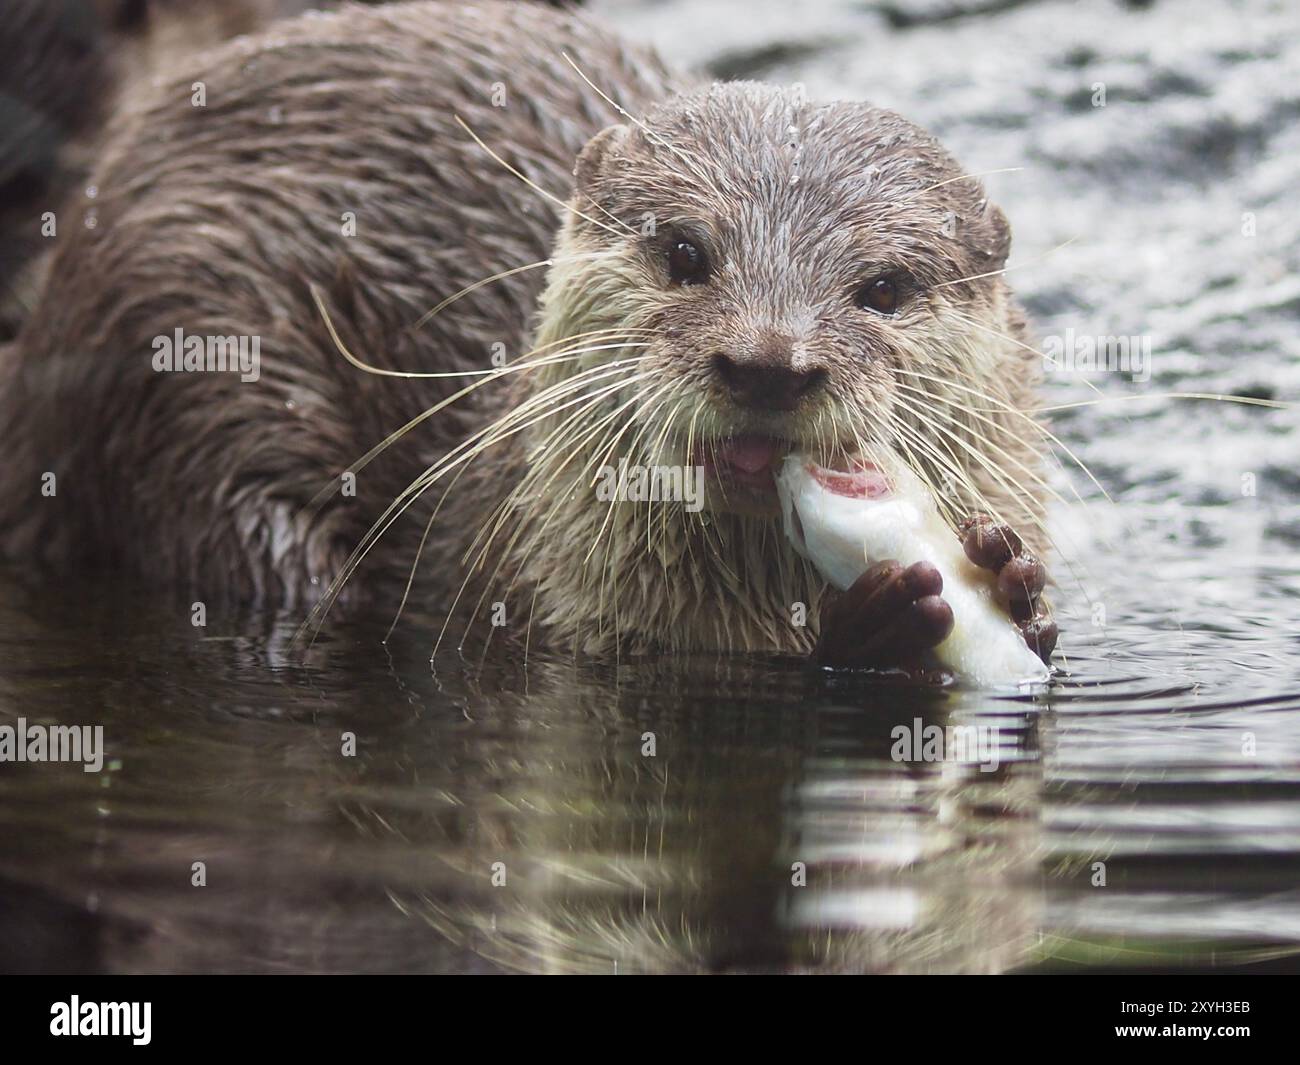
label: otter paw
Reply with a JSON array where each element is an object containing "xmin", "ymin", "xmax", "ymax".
[
  {"xmin": 959, "ymin": 514, "xmax": 1057, "ymax": 663},
  {"xmin": 813, "ymin": 560, "xmax": 954, "ymax": 670}
]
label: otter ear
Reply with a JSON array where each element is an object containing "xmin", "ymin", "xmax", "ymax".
[
  {"xmin": 574, "ymin": 123, "xmax": 630, "ymax": 195},
  {"xmin": 978, "ymin": 202, "xmax": 1012, "ymax": 268}
]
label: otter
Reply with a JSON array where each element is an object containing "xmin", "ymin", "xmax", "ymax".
[
  {"xmin": 0, "ymin": 0, "xmax": 1055, "ymax": 671},
  {"xmin": 0, "ymin": 0, "xmax": 328, "ymax": 339}
]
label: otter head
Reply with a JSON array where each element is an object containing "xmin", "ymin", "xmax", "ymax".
[{"xmin": 527, "ymin": 82, "xmax": 1019, "ymax": 525}]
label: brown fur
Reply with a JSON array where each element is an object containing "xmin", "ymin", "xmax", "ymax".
[
  {"xmin": 0, "ymin": 0, "xmax": 1044, "ymax": 657},
  {"xmin": 496, "ymin": 85, "xmax": 1043, "ymax": 654},
  {"xmin": 0, "ymin": 0, "xmax": 324, "ymax": 339}
]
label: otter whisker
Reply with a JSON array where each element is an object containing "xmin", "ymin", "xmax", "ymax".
[
  {"xmin": 599, "ymin": 383, "xmax": 696, "ymax": 647},
  {"xmin": 454, "ymin": 114, "xmax": 636, "ymax": 237},
  {"xmin": 462, "ymin": 368, "xmax": 658, "ymax": 579},
  {"xmin": 316, "ymin": 283, "xmax": 647, "ymax": 380},
  {"xmin": 889, "ymin": 392, "xmax": 1100, "ymax": 643},
  {"xmin": 578, "ymin": 382, "xmax": 676, "ymax": 568},
  {"xmin": 518, "ymin": 377, "xmax": 681, "ymax": 596},
  {"xmin": 893, "ymin": 378, "xmax": 1110, "ymax": 525},
  {"xmin": 385, "ymin": 362, "xmax": 641, "ymax": 642},
  {"xmin": 890, "ymin": 425, "xmax": 996, "ymax": 529},
  {"xmin": 454, "ymin": 358, "xmax": 657, "ymax": 553},
  {"xmin": 587, "ymin": 397, "xmax": 674, "ymax": 648},
  {"xmin": 559, "ymin": 51, "xmax": 709, "ymax": 177},
  {"xmin": 864, "ymin": 385, "xmax": 1009, "ymax": 525},
  {"xmin": 892, "ymin": 363, "xmax": 1113, "ymax": 502},
  {"xmin": 515, "ymin": 382, "xmax": 681, "ymax": 635},
  {"xmin": 385, "ymin": 498, "xmax": 442, "ymax": 643},
  {"xmin": 455, "ymin": 379, "xmax": 675, "ymax": 661},
  {"xmin": 297, "ymin": 333, "xmax": 652, "ymax": 524},
  {"xmin": 677, "ymin": 404, "xmax": 710, "ymax": 572},
  {"xmin": 321, "ymin": 384, "xmax": 616, "ymax": 646},
  {"xmin": 1033, "ymin": 392, "xmax": 1288, "ymax": 413},
  {"xmin": 893, "ymin": 381, "xmax": 1077, "ymax": 509},
  {"xmin": 398, "ymin": 363, "xmax": 652, "ymax": 651},
  {"xmin": 884, "ymin": 382, "xmax": 1099, "ymax": 659},
  {"xmin": 309, "ymin": 286, "xmax": 649, "ymax": 493},
  {"xmin": 592, "ymin": 386, "xmax": 683, "ymax": 575},
  {"xmin": 305, "ymin": 359, "xmax": 653, "ymax": 643},
  {"xmin": 946, "ymin": 306, "xmax": 1105, "ymax": 400},
  {"xmin": 887, "ymin": 426, "xmax": 1043, "ymax": 579},
  {"xmin": 935, "ymin": 237, "xmax": 1079, "ymax": 289},
  {"xmin": 920, "ymin": 167, "xmax": 1024, "ymax": 194},
  {"xmin": 872, "ymin": 397, "xmax": 952, "ymax": 498},
  {"xmin": 889, "ymin": 386, "xmax": 1038, "ymax": 513},
  {"xmin": 469, "ymin": 353, "xmax": 651, "ymax": 462},
  {"xmin": 431, "ymin": 370, "xmax": 663, "ymax": 654},
  {"xmin": 410, "ymin": 250, "xmax": 631, "ymax": 332},
  {"xmin": 899, "ymin": 384, "xmax": 1081, "ymax": 522},
  {"xmin": 893, "ymin": 403, "xmax": 1060, "ymax": 560},
  {"xmin": 647, "ymin": 398, "xmax": 690, "ymax": 564}
]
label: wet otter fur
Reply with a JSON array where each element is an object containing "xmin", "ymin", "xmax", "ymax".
[
  {"xmin": 0, "ymin": 0, "xmax": 324, "ymax": 339},
  {"xmin": 0, "ymin": 0, "xmax": 1049, "ymax": 660}
]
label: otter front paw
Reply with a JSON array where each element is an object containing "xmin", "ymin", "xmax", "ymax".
[
  {"xmin": 959, "ymin": 514, "xmax": 1057, "ymax": 663},
  {"xmin": 813, "ymin": 560, "xmax": 954, "ymax": 670}
]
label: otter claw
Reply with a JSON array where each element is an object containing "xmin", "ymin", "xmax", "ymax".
[
  {"xmin": 812, "ymin": 515, "xmax": 1058, "ymax": 671},
  {"xmin": 814, "ymin": 559, "xmax": 954, "ymax": 670},
  {"xmin": 960, "ymin": 513, "xmax": 1055, "ymax": 663},
  {"xmin": 960, "ymin": 514, "xmax": 1021, "ymax": 569},
  {"xmin": 1020, "ymin": 613, "xmax": 1059, "ymax": 662}
]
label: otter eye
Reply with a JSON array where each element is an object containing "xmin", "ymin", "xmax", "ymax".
[
  {"xmin": 667, "ymin": 240, "xmax": 710, "ymax": 286},
  {"xmin": 857, "ymin": 277, "xmax": 899, "ymax": 315}
]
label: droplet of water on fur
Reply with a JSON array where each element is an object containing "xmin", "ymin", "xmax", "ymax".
[
  {"xmin": 83, "ymin": 208, "xmax": 97, "ymax": 230},
  {"xmin": 85, "ymin": 185, "xmax": 98, "ymax": 199}
]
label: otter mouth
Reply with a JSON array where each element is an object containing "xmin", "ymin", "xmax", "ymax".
[
  {"xmin": 803, "ymin": 456, "xmax": 892, "ymax": 500},
  {"xmin": 696, "ymin": 434, "xmax": 790, "ymax": 497},
  {"xmin": 692, "ymin": 436, "xmax": 891, "ymax": 511}
]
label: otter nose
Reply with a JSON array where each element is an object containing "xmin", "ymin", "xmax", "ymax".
[{"xmin": 712, "ymin": 349, "xmax": 826, "ymax": 412}]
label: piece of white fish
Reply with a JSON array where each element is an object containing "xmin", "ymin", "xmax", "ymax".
[{"xmin": 776, "ymin": 454, "xmax": 1050, "ymax": 686}]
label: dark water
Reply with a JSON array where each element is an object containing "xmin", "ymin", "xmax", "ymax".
[{"xmin": 1, "ymin": 0, "xmax": 1299, "ymax": 973}]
